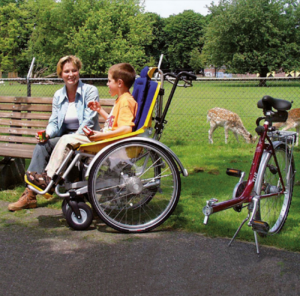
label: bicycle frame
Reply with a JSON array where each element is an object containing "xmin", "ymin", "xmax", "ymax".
[{"xmin": 203, "ymin": 113, "xmax": 288, "ymax": 223}]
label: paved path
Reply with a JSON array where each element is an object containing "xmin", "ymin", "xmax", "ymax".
[{"xmin": 0, "ymin": 201, "xmax": 299, "ymax": 296}]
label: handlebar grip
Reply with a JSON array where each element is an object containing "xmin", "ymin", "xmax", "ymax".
[{"xmin": 182, "ymin": 72, "xmax": 197, "ymax": 80}]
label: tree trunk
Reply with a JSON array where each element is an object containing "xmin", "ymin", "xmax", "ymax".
[{"xmin": 258, "ymin": 67, "xmax": 269, "ymax": 87}]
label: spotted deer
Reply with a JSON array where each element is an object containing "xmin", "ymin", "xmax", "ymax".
[
  {"xmin": 273, "ymin": 108, "xmax": 300, "ymax": 146},
  {"xmin": 207, "ymin": 107, "xmax": 257, "ymax": 144}
]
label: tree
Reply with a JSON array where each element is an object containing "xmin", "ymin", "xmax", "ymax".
[
  {"xmin": 68, "ymin": 0, "xmax": 154, "ymax": 75},
  {"xmin": 201, "ymin": 0, "xmax": 300, "ymax": 79},
  {"xmin": 143, "ymin": 13, "xmax": 166, "ymax": 67},
  {"xmin": 27, "ymin": 0, "xmax": 153, "ymax": 76},
  {"xmin": 163, "ymin": 10, "xmax": 206, "ymax": 70},
  {"xmin": 0, "ymin": 2, "xmax": 34, "ymax": 74},
  {"xmin": 26, "ymin": 0, "xmax": 91, "ymax": 75},
  {"xmin": 189, "ymin": 48, "xmax": 204, "ymax": 74}
]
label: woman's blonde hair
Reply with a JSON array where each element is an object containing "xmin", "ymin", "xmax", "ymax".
[{"xmin": 56, "ymin": 55, "xmax": 82, "ymax": 78}]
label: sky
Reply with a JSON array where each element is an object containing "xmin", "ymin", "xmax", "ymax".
[{"xmin": 144, "ymin": 0, "xmax": 218, "ymax": 17}]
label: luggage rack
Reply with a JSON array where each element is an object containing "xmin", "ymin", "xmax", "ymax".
[{"xmin": 268, "ymin": 130, "xmax": 298, "ymax": 145}]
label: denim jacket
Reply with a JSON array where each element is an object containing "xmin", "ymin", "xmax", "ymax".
[{"xmin": 46, "ymin": 80, "xmax": 100, "ymax": 138}]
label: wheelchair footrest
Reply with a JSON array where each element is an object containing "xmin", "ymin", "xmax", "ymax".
[
  {"xmin": 251, "ymin": 220, "xmax": 270, "ymax": 235},
  {"xmin": 226, "ymin": 168, "xmax": 243, "ymax": 178}
]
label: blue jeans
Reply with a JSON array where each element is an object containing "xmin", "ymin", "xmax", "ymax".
[{"xmin": 27, "ymin": 137, "xmax": 60, "ymax": 174}]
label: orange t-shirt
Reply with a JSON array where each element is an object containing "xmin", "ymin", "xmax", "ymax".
[{"xmin": 102, "ymin": 92, "xmax": 137, "ymax": 132}]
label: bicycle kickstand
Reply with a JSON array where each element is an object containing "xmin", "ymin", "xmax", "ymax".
[
  {"xmin": 228, "ymin": 213, "xmax": 250, "ymax": 247},
  {"xmin": 228, "ymin": 214, "xmax": 260, "ymax": 254}
]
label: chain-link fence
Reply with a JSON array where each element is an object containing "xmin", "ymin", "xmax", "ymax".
[{"xmin": 0, "ymin": 77, "xmax": 299, "ymax": 143}]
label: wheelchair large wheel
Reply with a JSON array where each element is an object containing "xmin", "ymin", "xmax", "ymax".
[{"xmin": 88, "ymin": 141, "xmax": 181, "ymax": 233}]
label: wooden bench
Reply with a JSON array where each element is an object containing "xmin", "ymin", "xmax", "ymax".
[
  {"xmin": 0, "ymin": 96, "xmax": 114, "ymax": 159},
  {"xmin": 0, "ymin": 96, "xmax": 114, "ymax": 189}
]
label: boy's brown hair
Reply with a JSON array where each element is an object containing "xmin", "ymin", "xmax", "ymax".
[
  {"xmin": 57, "ymin": 55, "xmax": 82, "ymax": 78},
  {"xmin": 109, "ymin": 63, "xmax": 136, "ymax": 89}
]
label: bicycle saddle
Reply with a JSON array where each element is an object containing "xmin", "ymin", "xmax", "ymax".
[{"xmin": 257, "ymin": 95, "xmax": 292, "ymax": 112}]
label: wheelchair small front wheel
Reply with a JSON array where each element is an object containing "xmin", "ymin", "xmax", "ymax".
[
  {"xmin": 65, "ymin": 202, "xmax": 93, "ymax": 230},
  {"xmin": 88, "ymin": 140, "xmax": 181, "ymax": 233},
  {"xmin": 62, "ymin": 197, "xmax": 86, "ymax": 218}
]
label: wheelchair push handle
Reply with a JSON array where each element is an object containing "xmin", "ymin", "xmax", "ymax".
[
  {"xmin": 164, "ymin": 71, "xmax": 197, "ymax": 80},
  {"xmin": 164, "ymin": 71, "xmax": 197, "ymax": 87}
]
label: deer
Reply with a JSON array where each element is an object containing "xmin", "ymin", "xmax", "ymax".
[
  {"xmin": 207, "ymin": 107, "xmax": 257, "ymax": 144},
  {"xmin": 273, "ymin": 108, "xmax": 300, "ymax": 146}
]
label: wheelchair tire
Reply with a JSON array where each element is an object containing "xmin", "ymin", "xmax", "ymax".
[
  {"xmin": 65, "ymin": 202, "xmax": 93, "ymax": 230},
  {"xmin": 62, "ymin": 197, "xmax": 85, "ymax": 218},
  {"xmin": 88, "ymin": 140, "xmax": 181, "ymax": 233}
]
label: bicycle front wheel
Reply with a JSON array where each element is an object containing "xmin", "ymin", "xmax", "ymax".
[
  {"xmin": 256, "ymin": 144, "xmax": 295, "ymax": 235},
  {"xmin": 88, "ymin": 141, "xmax": 181, "ymax": 233}
]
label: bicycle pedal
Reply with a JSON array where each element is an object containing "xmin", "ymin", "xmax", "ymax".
[
  {"xmin": 226, "ymin": 168, "xmax": 242, "ymax": 178},
  {"xmin": 251, "ymin": 220, "xmax": 270, "ymax": 235}
]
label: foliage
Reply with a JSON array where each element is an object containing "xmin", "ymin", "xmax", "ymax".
[
  {"xmin": 24, "ymin": 0, "xmax": 154, "ymax": 76},
  {"xmin": 163, "ymin": 10, "xmax": 206, "ymax": 70},
  {"xmin": 189, "ymin": 48, "xmax": 204, "ymax": 73},
  {"xmin": 0, "ymin": 2, "xmax": 34, "ymax": 74},
  {"xmin": 2, "ymin": 0, "xmax": 300, "ymax": 78},
  {"xmin": 143, "ymin": 12, "xmax": 166, "ymax": 67},
  {"xmin": 201, "ymin": 0, "xmax": 300, "ymax": 77},
  {"xmin": 67, "ymin": 0, "xmax": 154, "ymax": 75}
]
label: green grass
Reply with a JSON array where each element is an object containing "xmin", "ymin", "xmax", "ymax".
[
  {"xmin": 0, "ymin": 141, "xmax": 299, "ymax": 251},
  {"xmin": 162, "ymin": 140, "xmax": 300, "ymax": 252},
  {"xmin": 1, "ymin": 80, "xmax": 300, "ymax": 251}
]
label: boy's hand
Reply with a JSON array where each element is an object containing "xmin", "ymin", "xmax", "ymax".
[
  {"xmin": 88, "ymin": 131, "xmax": 106, "ymax": 142},
  {"xmin": 88, "ymin": 101, "xmax": 102, "ymax": 113}
]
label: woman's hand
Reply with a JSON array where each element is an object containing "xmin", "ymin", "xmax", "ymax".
[
  {"xmin": 35, "ymin": 133, "xmax": 50, "ymax": 143},
  {"xmin": 88, "ymin": 101, "xmax": 102, "ymax": 113}
]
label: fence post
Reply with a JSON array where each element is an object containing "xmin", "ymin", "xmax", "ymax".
[{"xmin": 27, "ymin": 57, "xmax": 35, "ymax": 97}]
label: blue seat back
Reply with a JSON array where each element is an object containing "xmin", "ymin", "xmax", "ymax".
[
  {"xmin": 135, "ymin": 80, "xmax": 158, "ymax": 131},
  {"xmin": 132, "ymin": 66, "xmax": 158, "ymax": 132}
]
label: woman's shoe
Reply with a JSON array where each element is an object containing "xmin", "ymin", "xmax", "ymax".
[{"xmin": 8, "ymin": 188, "xmax": 37, "ymax": 211}]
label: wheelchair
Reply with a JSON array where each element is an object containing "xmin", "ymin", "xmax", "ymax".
[{"xmin": 27, "ymin": 63, "xmax": 197, "ymax": 233}]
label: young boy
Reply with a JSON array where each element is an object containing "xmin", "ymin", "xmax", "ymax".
[{"xmin": 25, "ymin": 63, "xmax": 137, "ymax": 192}]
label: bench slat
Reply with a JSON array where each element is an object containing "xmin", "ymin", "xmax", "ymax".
[
  {"xmin": 0, "ymin": 143, "xmax": 34, "ymax": 158},
  {"xmin": 0, "ymin": 127, "xmax": 38, "ymax": 136},
  {"xmin": 0, "ymin": 119, "xmax": 48, "ymax": 128},
  {"xmin": 0, "ymin": 135, "xmax": 37, "ymax": 144},
  {"xmin": 98, "ymin": 99, "xmax": 115, "ymax": 106},
  {"xmin": 0, "ymin": 96, "xmax": 53, "ymax": 104},
  {"xmin": 0, "ymin": 104, "xmax": 52, "ymax": 112},
  {"xmin": 0, "ymin": 112, "xmax": 51, "ymax": 120}
]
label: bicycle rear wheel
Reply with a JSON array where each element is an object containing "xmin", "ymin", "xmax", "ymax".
[
  {"xmin": 256, "ymin": 144, "xmax": 295, "ymax": 235},
  {"xmin": 88, "ymin": 141, "xmax": 181, "ymax": 233}
]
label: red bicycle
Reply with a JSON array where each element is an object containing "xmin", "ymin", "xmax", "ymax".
[{"xmin": 202, "ymin": 95, "xmax": 296, "ymax": 253}]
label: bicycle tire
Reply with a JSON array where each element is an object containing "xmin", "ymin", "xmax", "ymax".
[
  {"xmin": 255, "ymin": 144, "xmax": 295, "ymax": 236},
  {"xmin": 88, "ymin": 141, "xmax": 181, "ymax": 233}
]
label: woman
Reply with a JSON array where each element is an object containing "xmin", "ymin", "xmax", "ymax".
[{"xmin": 8, "ymin": 55, "xmax": 100, "ymax": 211}]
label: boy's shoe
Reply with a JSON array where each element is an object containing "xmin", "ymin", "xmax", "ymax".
[
  {"xmin": 24, "ymin": 171, "xmax": 53, "ymax": 199},
  {"xmin": 8, "ymin": 188, "xmax": 37, "ymax": 211}
]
